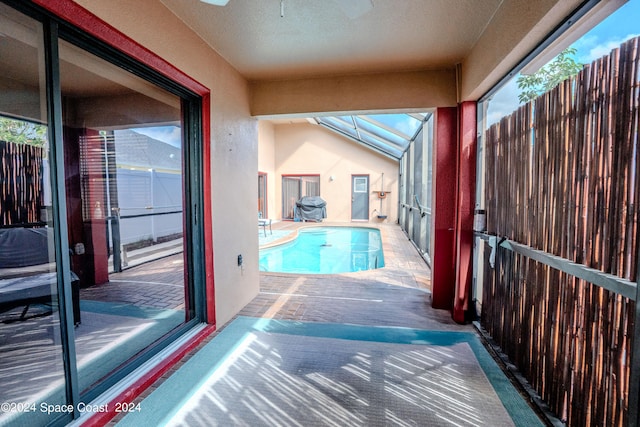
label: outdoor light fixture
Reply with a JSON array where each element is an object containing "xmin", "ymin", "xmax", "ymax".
[{"xmin": 199, "ymin": 0, "xmax": 230, "ymax": 6}]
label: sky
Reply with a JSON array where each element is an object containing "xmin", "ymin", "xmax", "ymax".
[
  {"xmin": 486, "ymin": 0, "xmax": 640, "ymax": 125},
  {"xmin": 130, "ymin": 126, "xmax": 182, "ymax": 148}
]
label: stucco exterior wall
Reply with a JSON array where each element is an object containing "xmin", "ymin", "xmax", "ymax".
[
  {"xmin": 73, "ymin": 0, "xmax": 259, "ymax": 326},
  {"xmin": 273, "ymin": 123, "xmax": 399, "ymax": 223}
]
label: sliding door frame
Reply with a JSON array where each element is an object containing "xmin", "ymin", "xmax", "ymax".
[{"xmin": 4, "ymin": 1, "xmax": 212, "ymax": 423}]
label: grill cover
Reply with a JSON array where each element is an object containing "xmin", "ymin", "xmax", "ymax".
[{"xmin": 295, "ymin": 196, "xmax": 327, "ymax": 222}]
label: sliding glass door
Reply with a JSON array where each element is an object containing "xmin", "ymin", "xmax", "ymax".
[
  {"xmin": 282, "ymin": 175, "xmax": 320, "ymax": 220},
  {"xmin": 0, "ymin": 2, "xmax": 204, "ymax": 425},
  {"xmin": 258, "ymin": 172, "xmax": 267, "ymax": 218}
]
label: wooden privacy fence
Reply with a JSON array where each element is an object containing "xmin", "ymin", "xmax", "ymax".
[
  {"xmin": 0, "ymin": 140, "xmax": 44, "ymax": 227},
  {"xmin": 482, "ymin": 36, "xmax": 640, "ymax": 427}
]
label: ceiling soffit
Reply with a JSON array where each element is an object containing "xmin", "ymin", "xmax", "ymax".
[{"xmin": 160, "ymin": 0, "xmax": 503, "ymax": 81}]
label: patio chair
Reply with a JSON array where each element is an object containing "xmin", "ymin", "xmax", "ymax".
[{"xmin": 258, "ymin": 213, "xmax": 272, "ymax": 237}]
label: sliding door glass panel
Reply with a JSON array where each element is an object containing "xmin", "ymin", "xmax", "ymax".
[
  {"xmin": 302, "ymin": 176, "xmax": 320, "ymax": 197},
  {"xmin": 282, "ymin": 177, "xmax": 300, "ymax": 220},
  {"xmin": 58, "ymin": 39, "xmax": 188, "ymax": 395},
  {"xmin": 258, "ymin": 173, "xmax": 267, "ymax": 218},
  {"xmin": 282, "ymin": 176, "xmax": 320, "ymax": 220},
  {"xmin": 0, "ymin": 5, "xmax": 68, "ymax": 426}
]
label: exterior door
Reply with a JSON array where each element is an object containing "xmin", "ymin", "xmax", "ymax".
[
  {"xmin": 258, "ymin": 172, "xmax": 267, "ymax": 218},
  {"xmin": 351, "ymin": 175, "xmax": 369, "ymax": 221},
  {"xmin": 282, "ymin": 175, "xmax": 320, "ymax": 220}
]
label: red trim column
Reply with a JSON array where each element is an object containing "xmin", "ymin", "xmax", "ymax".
[
  {"xmin": 202, "ymin": 94, "xmax": 216, "ymax": 326},
  {"xmin": 430, "ymin": 107, "xmax": 457, "ymax": 310},
  {"xmin": 453, "ymin": 101, "xmax": 477, "ymax": 323}
]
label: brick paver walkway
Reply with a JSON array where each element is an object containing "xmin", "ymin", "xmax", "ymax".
[
  {"xmin": 247, "ymin": 222, "xmax": 465, "ymax": 331},
  {"xmin": 80, "ymin": 253, "xmax": 185, "ymax": 310}
]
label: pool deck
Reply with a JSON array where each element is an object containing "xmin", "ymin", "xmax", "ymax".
[
  {"xmin": 107, "ymin": 221, "xmax": 484, "ymax": 425},
  {"xmin": 246, "ymin": 221, "xmax": 456, "ymax": 330},
  {"xmin": 259, "ymin": 220, "xmax": 431, "ymax": 290}
]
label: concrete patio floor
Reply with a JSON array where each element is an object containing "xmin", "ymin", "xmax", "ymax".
[{"xmin": 104, "ymin": 221, "xmax": 544, "ymax": 426}]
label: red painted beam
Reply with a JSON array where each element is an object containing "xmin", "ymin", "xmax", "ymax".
[
  {"xmin": 453, "ymin": 101, "xmax": 477, "ymax": 323},
  {"xmin": 430, "ymin": 107, "xmax": 458, "ymax": 310},
  {"xmin": 84, "ymin": 129, "xmax": 109, "ymax": 285}
]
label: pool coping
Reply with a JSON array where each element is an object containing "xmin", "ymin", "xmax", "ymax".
[{"xmin": 259, "ymin": 222, "xmax": 380, "ymax": 250}]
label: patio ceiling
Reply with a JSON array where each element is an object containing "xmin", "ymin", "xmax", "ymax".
[
  {"xmin": 160, "ymin": 0, "xmax": 503, "ymax": 82},
  {"xmin": 157, "ymin": 0, "xmax": 611, "ymax": 103}
]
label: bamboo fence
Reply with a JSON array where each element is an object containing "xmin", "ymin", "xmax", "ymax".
[
  {"xmin": 482, "ymin": 36, "xmax": 640, "ymax": 427},
  {"xmin": 0, "ymin": 140, "xmax": 44, "ymax": 227}
]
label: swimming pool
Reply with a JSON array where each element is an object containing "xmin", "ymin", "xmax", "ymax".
[{"xmin": 259, "ymin": 226, "xmax": 385, "ymax": 274}]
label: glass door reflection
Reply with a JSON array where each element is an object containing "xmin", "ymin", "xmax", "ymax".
[
  {"xmin": 0, "ymin": 5, "xmax": 68, "ymax": 426},
  {"xmin": 58, "ymin": 40, "xmax": 189, "ymax": 395}
]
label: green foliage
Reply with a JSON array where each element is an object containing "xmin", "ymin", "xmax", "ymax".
[
  {"xmin": 517, "ymin": 47, "xmax": 583, "ymax": 103},
  {"xmin": 0, "ymin": 116, "xmax": 47, "ymax": 147}
]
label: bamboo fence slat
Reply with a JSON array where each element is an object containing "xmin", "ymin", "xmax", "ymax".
[
  {"xmin": 482, "ymin": 36, "xmax": 640, "ymax": 427},
  {"xmin": 0, "ymin": 140, "xmax": 44, "ymax": 227}
]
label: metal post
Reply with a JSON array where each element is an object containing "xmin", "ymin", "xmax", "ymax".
[{"xmin": 110, "ymin": 208, "xmax": 122, "ymax": 272}]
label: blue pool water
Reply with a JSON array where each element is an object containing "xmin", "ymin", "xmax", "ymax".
[{"xmin": 259, "ymin": 227, "xmax": 385, "ymax": 274}]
